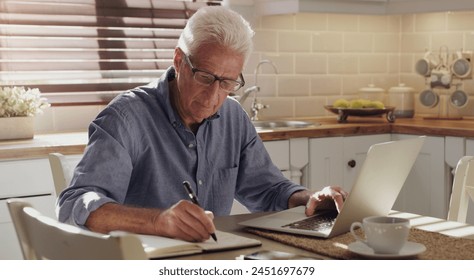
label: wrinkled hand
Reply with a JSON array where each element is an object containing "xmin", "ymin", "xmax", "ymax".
[
  {"xmin": 305, "ymin": 186, "xmax": 348, "ymax": 216},
  {"xmin": 153, "ymin": 200, "xmax": 216, "ymax": 242}
]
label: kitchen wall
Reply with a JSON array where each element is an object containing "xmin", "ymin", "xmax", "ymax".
[
  {"xmin": 34, "ymin": 10, "xmax": 474, "ymax": 134},
  {"xmin": 241, "ymin": 10, "xmax": 474, "ymax": 120}
]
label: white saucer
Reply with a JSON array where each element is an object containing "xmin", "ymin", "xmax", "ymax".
[{"xmin": 348, "ymin": 241, "xmax": 426, "ymax": 259}]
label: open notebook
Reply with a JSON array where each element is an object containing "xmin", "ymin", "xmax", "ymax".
[{"xmin": 138, "ymin": 230, "xmax": 261, "ymax": 259}]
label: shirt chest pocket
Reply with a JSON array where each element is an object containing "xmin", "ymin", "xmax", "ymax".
[{"xmin": 205, "ymin": 166, "xmax": 239, "ymax": 215}]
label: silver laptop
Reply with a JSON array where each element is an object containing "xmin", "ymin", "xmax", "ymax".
[{"xmin": 239, "ymin": 136, "xmax": 425, "ymax": 238}]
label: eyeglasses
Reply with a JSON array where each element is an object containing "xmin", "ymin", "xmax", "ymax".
[{"xmin": 183, "ymin": 53, "xmax": 245, "ymax": 93}]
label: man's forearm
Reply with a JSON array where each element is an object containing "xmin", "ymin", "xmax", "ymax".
[
  {"xmin": 85, "ymin": 202, "xmax": 160, "ymax": 235},
  {"xmin": 287, "ymin": 189, "xmax": 311, "ymax": 208}
]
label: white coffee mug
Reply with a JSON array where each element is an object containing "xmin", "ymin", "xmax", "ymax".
[{"xmin": 350, "ymin": 216, "xmax": 410, "ymax": 254}]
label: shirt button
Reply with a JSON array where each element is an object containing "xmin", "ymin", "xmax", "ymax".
[
  {"xmin": 188, "ymin": 143, "xmax": 194, "ymax": 148},
  {"xmin": 198, "ymin": 180, "xmax": 203, "ymax": 185}
]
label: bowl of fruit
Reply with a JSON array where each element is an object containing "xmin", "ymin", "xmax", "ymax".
[{"xmin": 324, "ymin": 99, "xmax": 395, "ymax": 123}]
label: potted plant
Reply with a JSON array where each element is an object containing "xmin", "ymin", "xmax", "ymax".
[{"xmin": 0, "ymin": 86, "xmax": 50, "ymax": 140}]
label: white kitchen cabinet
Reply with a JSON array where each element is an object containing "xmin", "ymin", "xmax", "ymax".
[
  {"xmin": 386, "ymin": 0, "xmax": 474, "ymax": 14},
  {"xmin": 445, "ymin": 137, "xmax": 466, "ymax": 171},
  {"xmin": 289, "ymin": 138, "xmax": 309, "ymax": 186},
  {"xmin": 309, "ymin": 134, "xmax": 390, "ymax": 192},
  {"xmin": 309, "ymin": 133, "xmax": 448, "ymax": 219},
  {"xmin": 253, "ymin": 0, "xmax": 474, "ymax": 15},
  {"xmin": 263, "ymin": 140, "xmax": 290, "ymax": 175},
  {"xmin": 308, "ymin": 136, "xmax": 344, "ymax": 191},
  {"xmin": 466, "ymin": 139, "xmax": 474, "ymax": 154},
  {"xmin": 0, "ymin": 158, "xmax": 57, "ymax": 260},
  {"xmin": 263, "ymin": 138, "xmax": 309, "ymax": 185},
  {"xmin": 342, "ymin": 134, "xmax": 391, "ymax": 192},
  {"xmin": 255, "ymin": 0, "xmax": 388, "ymax": 15},
  {"xmin": 392, "ymin": 134, "xmax": 447, "ymax": 219}
]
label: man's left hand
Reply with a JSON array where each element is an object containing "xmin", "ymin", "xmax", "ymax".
[{"xmin": 305, "ymin": 186, "xmax": 348, "ymax": 216}]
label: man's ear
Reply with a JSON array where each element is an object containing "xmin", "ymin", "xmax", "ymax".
[{"xmin": 174, "ymin": 47, "xmax": 183, "ymax": 72}]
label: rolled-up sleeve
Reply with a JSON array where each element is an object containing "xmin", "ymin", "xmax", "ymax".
[{"xmin": 57, "ymin": 106, "xmax": 135, "ymax": 226}]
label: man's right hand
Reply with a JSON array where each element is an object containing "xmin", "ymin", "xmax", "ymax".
[{"xmin": 152, "ymin": 200, "xmax": 216, "ymax": 242}]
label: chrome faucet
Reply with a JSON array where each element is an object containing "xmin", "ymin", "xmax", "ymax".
[{"xmin": 239, "ymin": 60, "xmax": 278, "ymax": 121}]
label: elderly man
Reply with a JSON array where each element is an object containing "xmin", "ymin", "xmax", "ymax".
[{"xmin": 57, "ymin": 6, "xmax": 347, "ymax": 242}]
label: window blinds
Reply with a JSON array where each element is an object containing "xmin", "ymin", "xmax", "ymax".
[{"xmin": 0, "ymin": 0, "xmax": 221, "ymax": 105}]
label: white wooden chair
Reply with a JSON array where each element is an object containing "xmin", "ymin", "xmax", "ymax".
[
  {"xmin": 448, "ymin": 156, "xmax": 474, "ymax": 223},
  {"xmin": 7, "ymin": 198, "xmax": 147, "ymax": 260},
  {"xmin": 48, "ymin": 152, "xmax": 77, "ymax": 196}
]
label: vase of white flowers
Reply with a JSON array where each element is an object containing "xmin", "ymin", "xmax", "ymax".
[{"xmin": 0, "ymin": 86, "xmax": 50, "ymax": 141}]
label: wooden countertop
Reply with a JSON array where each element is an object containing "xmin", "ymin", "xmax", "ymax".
[
  {"xmin": 258, "ymin": 116, "xmax": 474, "ymax": 140},
  {"xmin": 2, "ymin": 116, "xmax": 474, "ymax": 160},
  {"xmin": 0, "ymin": 132, "xmax": 88, "ymax": 160}
]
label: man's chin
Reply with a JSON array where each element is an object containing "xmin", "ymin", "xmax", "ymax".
[
  {"xmin": 189, "ymin": 107, "xmax": 217, "ymax": 122},
  {"xmin": 198, "ymin": 111, "xmax": 217, "ymax": 120}
]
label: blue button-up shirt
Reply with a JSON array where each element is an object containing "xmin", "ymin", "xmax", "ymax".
[{"xmin": 57, "ymin": 67, "xmax": 306, "ymax": 226}]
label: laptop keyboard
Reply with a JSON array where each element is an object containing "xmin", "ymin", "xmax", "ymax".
[{"xmin": 282, "ymin": 211, "xmax": 338, "ymax": 231}]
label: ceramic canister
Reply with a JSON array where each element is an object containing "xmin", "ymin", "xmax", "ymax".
[
  {"xmin": 358, "ymin": 84, "xmax": 385, "ymax": 102},
  {"xmin": 388, "ymin": 83, "xmax": 415, "ymax": 118}
]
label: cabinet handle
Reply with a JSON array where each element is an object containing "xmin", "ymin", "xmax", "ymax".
[{"xmin": 348, "ymin": 159, "xmax": 356, "ymax": 168}]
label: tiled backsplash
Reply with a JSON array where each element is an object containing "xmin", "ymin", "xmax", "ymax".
[
  {"xmin": 35, "ymin": 10, "xmax": 474, "ymax": 134},
  {"xmin": 240, "ymin": 11, "xmax": 474, "ymax": 120}
]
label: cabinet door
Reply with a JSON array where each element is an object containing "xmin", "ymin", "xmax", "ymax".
[
  {"xmin": 445, "ymin": 136, "xmax": 465, "ymax": 170},
  {"xmin": 309, "ymin": 135, "xmax": 391, "ymax": 192},
  {"xmin": 0, "ymin": 156, "xmax": 66, "ymax": 260},
  {"xmin": 393, "ymin": 134, "xmax": 447, "ymax": 219},
  {"xmin": 343, "ymin": 134, "xmax": 391, "ymax": 192},
  {"xmin": 0, "ymin": 158, "xmax": 55, "ymax": 198},
  {"xmin": 289, "ymin": 138, "xmax": 309, "ymax": 185},
  {"xmin": 263, "ymin": 140, "xmax": 290, "ymax": 178},
  {"xmin": 309, "ymin": 137, "xmax": 344, "ymax": 192}
]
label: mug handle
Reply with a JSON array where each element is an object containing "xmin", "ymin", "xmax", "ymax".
[{"xmin": 350, "ymin": 222, "xmax": 367, "ymax": 243}]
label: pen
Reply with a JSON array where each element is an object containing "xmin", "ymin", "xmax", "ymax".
[{"xmin": 182, "ymin": 180, "xmax": 218, "ymax": 242}]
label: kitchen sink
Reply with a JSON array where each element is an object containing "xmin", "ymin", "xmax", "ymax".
[{"xmin": 252, "ymin": 120, "xmax": 319, "ymax": 131}]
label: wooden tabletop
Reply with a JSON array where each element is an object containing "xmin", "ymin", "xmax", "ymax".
[{"xmin": 168, "ymin": 211, "xmax": 474, "ymax": 260}]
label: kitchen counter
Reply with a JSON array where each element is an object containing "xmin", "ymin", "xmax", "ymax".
[
  {"xmin": 2, "ymin": 117, "xmax": 474, "ymax": 160},
  {"xmin": 0, "ymin": 132, "xmax": 88, "ymax": 160},
  {"xmin": 258, "ymin": 116, "xmax": 474, "ymax": 140}
]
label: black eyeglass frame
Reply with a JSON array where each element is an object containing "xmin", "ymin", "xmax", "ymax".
[{"xmin": 182, "ymin": 52, "xmax": 245, "ymax": 93}]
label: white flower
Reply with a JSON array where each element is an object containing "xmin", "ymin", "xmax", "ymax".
[{"xmin": 0, "ymin": 86, "xmax": 50, "ymax": 117}]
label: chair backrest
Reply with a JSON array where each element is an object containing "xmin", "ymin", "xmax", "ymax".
[
  {"xmin": 7, "ymin": 198, "xmax": 147, "ymax": 260},
  {"xmin": 448, "ymin": 156, "xmax": 474, "ymax": 223},
  {"xmin": 48, "ymin": 152, "xmax": 77, "ymax": 196}
]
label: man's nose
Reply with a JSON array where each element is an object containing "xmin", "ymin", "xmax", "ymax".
[{"xmin": 204, "ymin": 82, "xmax": 221, "ymax": 105}]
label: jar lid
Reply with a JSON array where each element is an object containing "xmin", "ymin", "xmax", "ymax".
[
  {"xmin": 358, "ymin": 84, "xmax": 384, "ymax": 94},
  {"xmin": 388, "ymin": 83, "xmax": 414, "ymax": 94}
]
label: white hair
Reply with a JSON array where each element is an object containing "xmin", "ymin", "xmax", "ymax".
[{"xmin": 177, "ymin": 6, "xmax": 254, "ymax": 63}]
